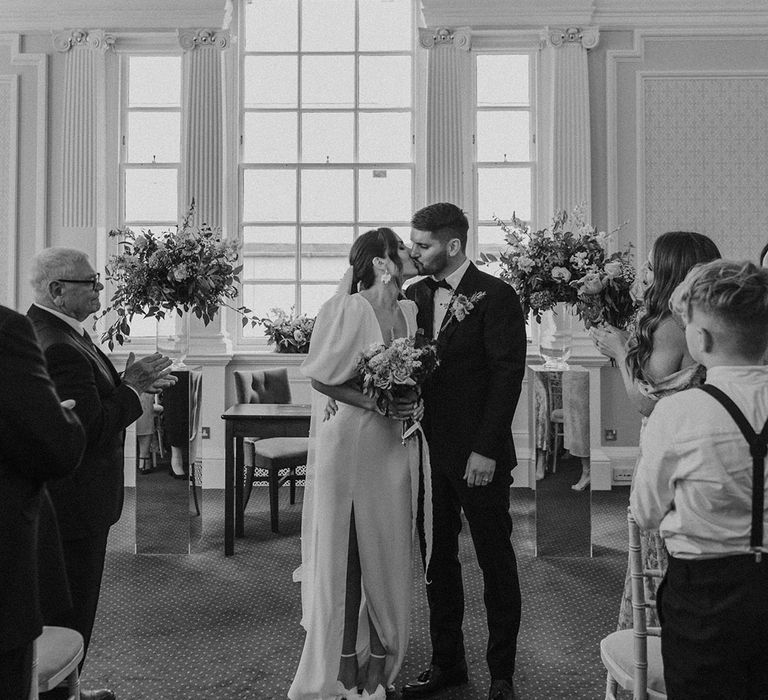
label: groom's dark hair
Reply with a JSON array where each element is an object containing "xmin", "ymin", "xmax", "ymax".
[{"xmin": 411, "ymin": 202, "xmax": 469, "ymax": 251}]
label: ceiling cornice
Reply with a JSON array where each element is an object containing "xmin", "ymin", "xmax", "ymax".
[
  {"xmin": 421, "ymin": 0, "xmax": 768, "ymax": 30},
  {"xmin": 0, "ymin": 0, "xmax": 226, "ymax": 33}
]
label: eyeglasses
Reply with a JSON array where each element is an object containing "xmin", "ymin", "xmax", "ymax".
[{"xmin": 56, "ymin": 273, "xmax": 101, "ymax": 291}]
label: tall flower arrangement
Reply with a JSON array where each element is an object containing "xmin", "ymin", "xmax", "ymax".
[
  {"xmin": 97, "ymin": 201, "xmax": 257, "ymax": 348},
  {"xmin": 483, "ymin": 207, "xmax": 639, "ymax": 330}
]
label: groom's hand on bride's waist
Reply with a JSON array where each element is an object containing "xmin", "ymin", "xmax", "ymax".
[{"xmin": 464, "ymin": 451, "xmax": 496, "ymax": 487}]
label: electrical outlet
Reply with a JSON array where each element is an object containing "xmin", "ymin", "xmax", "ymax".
[
  {"xmin": 201, "ymin": 426, "xmax": 210, "ymax": 439},
  {"xmin": 605, "ymin": 428, "xmax": 617, "ymax": 441}
]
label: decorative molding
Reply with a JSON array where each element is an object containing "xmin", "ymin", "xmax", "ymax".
[
  {"xmin": 418, "ymin": 26, "xmax": 471, "ymax": 52},
  {"xmin": 52, "ymin": 28, "xmax": 115, "ymax": 53},
  {"xmin": 177, "ymin": 28, "xmax": 229, "ymax": 52},
  {"xmin": 548, "ymin": 26, "xmax": 600, "ymax": 49},
  {"xmin": 0, "ymin": 34, "xmax": 47, "ymax": 305},
  {"xmin": 0, "ymin": 75, "xmax": 18, "ymax": 307}
]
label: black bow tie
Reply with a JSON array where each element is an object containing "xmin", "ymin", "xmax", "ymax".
[{"xmin": 424, "ymin": 277, "xmax": 452, "ymax": 292}]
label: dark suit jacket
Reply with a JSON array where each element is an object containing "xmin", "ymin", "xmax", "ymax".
[
  {"xmin": 0, "ymin": 306, "xmax": 85, "ymax": 651},
  {"xmin": 27, "ymin": 304, "xmax": 143, "ymax": 540},
  {"xmin": 406, "ymin": 263, "xmax": 527, "ymax": 475}
]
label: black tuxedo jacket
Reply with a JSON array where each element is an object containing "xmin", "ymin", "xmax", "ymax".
[
  {"xmin": 27, "ymin": 304, "xmax": 143, "ymax": 540},
  {"xmin": 0, "ymin": 306, "xmax": 85, "ymax": 651},
  {"xmin": 406, "ymin": 263, "xmax": 527, "ymax": 475}
]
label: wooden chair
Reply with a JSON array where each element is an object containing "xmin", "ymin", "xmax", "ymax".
[
  {"xmin": 233, "ymin": 368, "xmax": 308, "ymax": 533},
  {"xmin": 30, "ymin": 625, "xmax": 84, "ymax": 699},
  {"xmin": 600, "ymin": 508, "xmax": 667, "ymax": 700}
]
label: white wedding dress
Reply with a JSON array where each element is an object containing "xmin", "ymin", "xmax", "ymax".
[{"xmin": 288, "ymin": 293, "xmax": 423, "ymax": 700}]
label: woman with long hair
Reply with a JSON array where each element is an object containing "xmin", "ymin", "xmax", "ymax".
[
  {"xmin": 592, "ymin": 230, "xmax": 721, "ymax": 629},
  {"xmin": 289, "ymin": 228, "xmax": 422, "ymax": 700}
]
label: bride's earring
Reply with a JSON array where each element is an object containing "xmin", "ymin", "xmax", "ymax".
[{"xmin": 381, "ymin": 270, "xmax": 392, "ymax": 285}]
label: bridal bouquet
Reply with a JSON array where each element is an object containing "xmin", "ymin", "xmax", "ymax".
[
  {"xmin": 98, "ymin": 201, "xmax": 257, "ymax": 349},
  {"xmin": 356, "ymin": 335, "xmax": 439, "ymax": 442},
  {"xmin": 258, "ymin": 307, "xmax": 315, "ymax": 353}
]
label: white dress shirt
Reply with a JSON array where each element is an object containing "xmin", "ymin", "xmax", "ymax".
[
  {"xmin": 432, "ymin": 257, "xmax": 471, "ymax": 338},
  {"xmin": 630, "ymin": 365, "xmax": 768, "ymax": 559}
]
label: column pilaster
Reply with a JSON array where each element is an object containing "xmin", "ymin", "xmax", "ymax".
[
  {"xmin": 546, "ymin": 26, "xmax": 599, "ymax": 219},
  {"xmin": 54, "ymin": 29, "xmax": 115, "ymax": 228},
  {"xmin": 418, "ymin": 26, "xmax": 471, "ymax": 207},
  {"xmin": 179, "ymin": 28, "xmax": 232, "ymax": 356}
]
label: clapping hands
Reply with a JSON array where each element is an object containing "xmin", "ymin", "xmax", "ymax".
[{"xmin": 123, "ymin": 352, "xmax": 178, "ymax": 394}]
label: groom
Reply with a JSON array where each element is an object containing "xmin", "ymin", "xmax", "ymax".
[{"xmin": 403, "ymin": 203, "xmax": 527, "ymax": 700}]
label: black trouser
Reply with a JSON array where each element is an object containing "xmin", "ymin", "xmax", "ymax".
[
  {"xmin": 420, "ymin": 466, "xmax": 521, "ymax": 680},
  {"xmin": 660, "ymin": 554, "xmax": 768, "ymax": 700},
  {"xmin": 0, "ymin": 643, "xmax": 33, "ymax": 699}
]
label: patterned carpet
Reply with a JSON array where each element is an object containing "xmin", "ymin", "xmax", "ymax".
[{"xmin": 78, "ymin": 475, "xmax": 630, "ymax": 699}]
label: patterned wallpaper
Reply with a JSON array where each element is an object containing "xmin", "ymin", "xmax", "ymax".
[{"xmin": 644, "ymin": 76, "xmax": 768, "ymax": 262}]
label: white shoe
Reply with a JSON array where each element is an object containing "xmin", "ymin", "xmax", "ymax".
[
  {"xmin": 335, "ymin": 681, "xmax": 362, "ymax": 699},
  {"xmin": 571, "ymin": 475, "xmax": 590, "ymax": 491},
  {"xmin": 361, "ymin": 685, "xmax": 386, "ymax": 700}
]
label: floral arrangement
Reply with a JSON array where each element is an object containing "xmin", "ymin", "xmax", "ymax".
[
  {"xmin": 356, "ymin": 335, "xmax": 439, "ymax": 441},
  {"xmin": 441, "ymin": 291, "xmax": 486, "ymax": 333},
  {"xmin": 97, "ymin": 201, "xmax": 256, "ymax": 349},
  {"xmin": 258, "ymin": 308, "xmax": 315, "ymax": 353},
  {"xmin": 481, "ymin": 207, "xmax": 639, "ymax": 329}
]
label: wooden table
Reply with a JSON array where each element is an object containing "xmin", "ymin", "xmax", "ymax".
[{"xmin": 221, "ymin": 403, "xmax": 311, "ymax": 555}]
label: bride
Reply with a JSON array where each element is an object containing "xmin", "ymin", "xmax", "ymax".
[{"xmin": 289, "ymin": 228, "xmax": 425, "ymax": 700}]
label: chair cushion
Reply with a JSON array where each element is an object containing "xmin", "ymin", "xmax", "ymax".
[
  {"xmin": 37, "ymin": 626, "xmax": 84, "ymax": 688},
  {"xmin": 252, "ymin": 437, "xmax": 309, "ymax": 468},
  {"xmin": 600, "ymin": 630, "xmax": 666, "ymax": 696},
  {"xmin": 550, "ymin": 408, "xmax": 564, "ymax": 423}
]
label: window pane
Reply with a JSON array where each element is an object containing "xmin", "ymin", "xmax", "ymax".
[
  {"xmin": 358, "ymin": 168, "xmax": 411, "ymax": 221},
  {"xmin": 359, "ymin": 56, "xmax": 411, "ymax": 108},
  {"xmin": 127, "ymin": 112, "xmax": 180, "ymax": 163},
  {"xmin": 477, "ymin": 167, "xmax": 531, "ymax": 221},
  {"xmin": 302, "ymin": 56, "xmax": 355, "ymax": 108},
  {"xmin": 302, "ymin": 112, "xmax": 354, "ymax": 163},
  {"xmin": 124, "ymin": 314, "xmax": 156, "ymax": 339},
  {"xmin": 302, "ymin": 0, "xmax": 355, "ymax": 52},
  {"xmin": 244, "ymin": 256, "xmax": 296, "ymax": 280},
  {"xmin": 359, "ymin": 112, "xmax": 411, "ymax": 163},
  {"xmin": 476, "ymin": 111, "xmax": 530, "ymax": 163},
  {"xmin": 301, "ymin": 254, "xmax": 349, "ymax": 281},
  {"xmin": 301, "ymin": 226, "xmax": 354, "ymax": 245},
  {"xmin": 243, "ymin": 226, "xmax": 297, "ymax": 245},
  {"xmin": 301, "ymin": 284, "xmax": 340, "ymax": 316},
  {"xmin": 243, "ymin": 112, "xmax": 298, "ymax": 162},
  {"xmin": 478, "ymin": 224, "xmax": 508, "ymax": 248},
  {"xmin": 128, "ymin": 57, "xmax": 180, "ymax": 107},
  {"xmin": 243, "ymin": 169, "xmax": 297, "ymax": 221},
  {"xmin": 124, "ymin": 169, "xmax": 177, "ymax": 221},
  {"xmin": 301, "ymin": 170, "xmax": 354, "ymax": 221},
  {"xmin": 359, "ymin": 0, "xmax": 412, "ymax": 51},
  {"xmin": 476, "ymin": 55, "xmax": 529, "ymax": 107},
  {"xmin": 242, "ymin": 284, "xmax": 296, "ymax": 337},
  {"xmin": 245, "ymin": 0, "xmax": 298, "ymax": 51},
  {"xmin": 244, "ymin": 56, "xmax": 297, "ymax": 108}
]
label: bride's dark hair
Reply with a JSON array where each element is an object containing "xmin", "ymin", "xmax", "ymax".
[
  {"xmin": 625, "ymin": 230, "xmax": 720, "ymax": 381},
  {"xmin": 348, "ymin": 228, "xmax": 402, "ymax": 293}
]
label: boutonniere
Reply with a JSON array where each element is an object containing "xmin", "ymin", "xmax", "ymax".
[{"xmin": 441, "ymin": 291, "xmax": 487, "ymax": 332}]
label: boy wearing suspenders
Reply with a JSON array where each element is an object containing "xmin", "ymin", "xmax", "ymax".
[{"xmin": 630, "ymin": 260, "xmax": 768, "ymax": 700}]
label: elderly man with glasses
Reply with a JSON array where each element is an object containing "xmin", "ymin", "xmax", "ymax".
[{"xmin": 27, "ymin": 247, "xmax": 175, "ymax": 700}]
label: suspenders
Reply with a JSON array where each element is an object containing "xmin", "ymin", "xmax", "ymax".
[{"xmin": 699, "ymin": 384, "xmax": 768, "ymax": 562}]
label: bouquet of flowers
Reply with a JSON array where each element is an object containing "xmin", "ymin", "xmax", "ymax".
[
  {"xmin": 258, "ymin": 308, "xmax": 315, "ymax": 353},
  {"xmin": 483, "ymin": 206, "xmax": 639, "ymax": 329},
  {"xmin": 356, "ymin": 335, "xmax": 439, "ymax": 442},
  {"xmin": 98, "ymin": 201, "xmax": 256, "ymax": 349}
]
